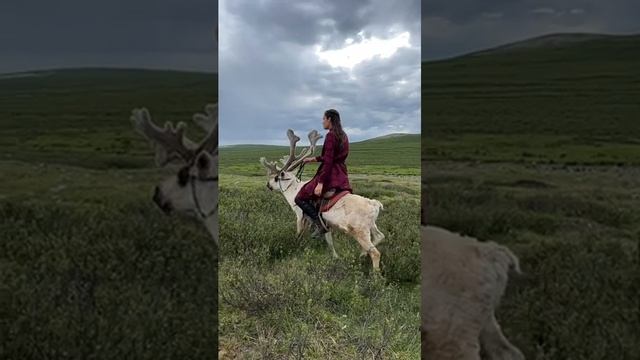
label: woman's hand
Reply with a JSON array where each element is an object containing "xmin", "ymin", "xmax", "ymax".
[
  {"xmin": 303, "ymin": 157, "xmax": 315, "ymax": 163},
  {"xmin": 314, "ymin": 183, "xmax": 323, "ymax": 196}
]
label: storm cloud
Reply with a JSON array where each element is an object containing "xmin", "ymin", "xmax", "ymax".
[
  {"xmin": 219, "ymin": 0, "xmax": 421, "ymax": 145},
  {"xmin": 0, "ymin": 0, "xmax": 217, "ymax": 73},
  {"xmin": 422, "ymin": 0, "xmax": 640, "ymax": 60}
]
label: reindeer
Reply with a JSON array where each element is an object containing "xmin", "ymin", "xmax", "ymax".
[
  {"xmin": 130, "ymin": 104, "xmax": 219, "ymax": 246},
  {"xmin": 422, "ymin": 225, "xmax": 525, "ymax": 359},
  {"xmin": 421, "ymin": 190, "xmax": 524, "ymax": 359},
  {"xmin": 260, "ymin": 129, "xmax": 386, "ymax": 271}
]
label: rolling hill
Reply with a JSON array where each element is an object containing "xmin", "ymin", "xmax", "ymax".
[
  {"xmin": 0, "ymin": 68, "xmax": 217, "ymax": 169},
  {"xmin": 467, "ymin": 32, "xmax": 636, "ymax": 56},
  {"xmin": 220, "ymin": 133, "xmax": 420, "ymax": 175},
  {"xmin": 423, "ymin": 33, "xmax": 640, "ymax": 164}
]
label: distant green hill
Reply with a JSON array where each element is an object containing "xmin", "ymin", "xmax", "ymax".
[
  {"xmin": 220, "ymin": 133, "xmax": 420, "ymax": 176},
  {"xmin": 423, "ymin": 33, "xmax": 640, "ymax": 164},
  {"xmin": 0, "ymin": 68, "xmax": 217, "ymax": 169},
  {"xmin": 466, "ymin": 33, "xmax": 633, "ymax": 56}
]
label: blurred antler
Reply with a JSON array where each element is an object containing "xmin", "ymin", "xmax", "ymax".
[
  {"xmin": 193, "ymin": 103, "xmax": 218, "ymax": 156},
  {"xmin": 130, "ymin": 108, "xmax": 196, "ymax": 166},
  {"xmin": 131, "ymin": 103, "xmax": 218, "ymax": 166}
]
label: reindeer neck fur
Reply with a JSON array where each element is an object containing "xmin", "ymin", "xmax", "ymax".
[
  {"xmin": 280, "ymin": 176, "xmax": 311, "ymax": 210},
  {"xmin": 202, "ymin": 214, "xmax": 219, "ymax": 247}
]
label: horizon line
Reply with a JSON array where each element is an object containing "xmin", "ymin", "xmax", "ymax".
[
  {"xmin": 0, "ymin": 66, "xmax": 217, "ymax": 76},
  {"xmin": 422, "ymin": 30, "xmax": 640, "ymax": 62},
  {"xmin": 220, "ymin": 132, "xmax": 421, "ymax": 147}
]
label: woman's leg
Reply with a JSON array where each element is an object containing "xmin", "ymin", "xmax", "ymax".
[
  {"xmin": 294, "ymin": 179, "xmax": 316, "ymax": 216},
  {"xmin": 295, "ymin": 183, "xmax": 327, "ymax": 236}
]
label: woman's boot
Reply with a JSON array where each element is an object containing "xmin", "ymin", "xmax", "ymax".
[{"xmin": 295, "ymin": 198, "xmax": 328, "ymax": 237}]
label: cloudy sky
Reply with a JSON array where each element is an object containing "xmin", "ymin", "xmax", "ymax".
[
  {"xmin": 423, "ymin": 0, "xmax": 640, "ymax": 60},
  {"xmin": 0, "ymin": 0, "xmax": 217, "ymax": 74},
  {"xmin": 219, "ymin": 0, "xmax": 421, "ymax": 145}
]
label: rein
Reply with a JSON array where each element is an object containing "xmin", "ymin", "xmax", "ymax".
[
  {"xmin": 190, "ymin": 175, "xmax": 218, "ymax": 219},
  {"xmin": 278, "ymin": 163, "xmax": 306, "ymax": 193},
  {"xmin": 278, "ymin": 175, "xmax": 297, "ymax": 193},
  {"xmin": 296, "ymin": 163, "xmax": 306, "ymax": 180}
]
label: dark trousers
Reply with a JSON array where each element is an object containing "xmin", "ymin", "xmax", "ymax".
[{"xmin": 295, "ymin": 179, "xmax": 320, "ymax": 219}]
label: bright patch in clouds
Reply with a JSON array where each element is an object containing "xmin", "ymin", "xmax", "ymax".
[
  {"xmin": 220, "ymin": 0, "xmax": 420, "ymax": 145},
  {"xmin": 315, "ymin": 32, "xmax": 411, "ymax": 69}
]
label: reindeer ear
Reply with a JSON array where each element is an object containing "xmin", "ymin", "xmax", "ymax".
[
  {"xmin": 197, "ymin": 152, "xmax": 210, "ymax": 170},
  {"xmin": 194, "ymin": 151, "xmax": 217, "ymax": 179},
  {"xmin": 260, "ymin": 157, "xmax": 279, "ymax": 174}
]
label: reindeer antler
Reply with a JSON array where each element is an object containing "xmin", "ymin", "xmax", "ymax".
[
  {"xmin": 259, "ymin": 129, "xmax": 322, "ymax": 174},
  {"xmin": 130, "ymin": 108, "xmax": 196, "ymax": 166},
  {"xmin": 193, "ymin": 103, "xmax": 218, "ymax": 134},
  {"xmin": 260, "ymin": 157, "xmax": 279, "ymax": 174},
  {"xmin": 286, "ymin": 130, "xmax": 322, "ymax": 171},
  {"xmin": 280, "ymin": 129, "xmax": 301, "ymax": 170},
  {"xmin": 131, "ymin": 103, "xmax": 218, "ymax": 166},
  {"xmin": 193, "ymin": 103, "xmax": 218, "ymax": 156}
]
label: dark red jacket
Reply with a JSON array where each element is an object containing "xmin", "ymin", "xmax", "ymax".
[
  {"xmin": 315, "ymin": 129, "xmax": 351, "ymax": 191},
  {"xmin": 296, "ymin": 129, "xmax": 352, "ymax": 200}
]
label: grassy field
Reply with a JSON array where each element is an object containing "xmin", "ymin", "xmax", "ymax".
[
  {"xmin": 218, "ymin": 136, "xmax": 421, "ymax": 358},
  {"xmin": 423, "ymin": 34, "xmax": 640, "ymax": 359},
  {"xmin": 1, "ymin": 69, "xmax": 219, "ymax": 359}
]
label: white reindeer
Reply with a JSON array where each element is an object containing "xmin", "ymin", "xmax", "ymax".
[
  {"xmin": 422, "ymin": 224, "xmax": 525, "ymax": 359},
  {"xmin": 260, "ymin": 129, "xmax": 386, "ymax": 270},
  {"xmin": 129, "ymin": 104, "xmax": 219, "ymax": 246}
]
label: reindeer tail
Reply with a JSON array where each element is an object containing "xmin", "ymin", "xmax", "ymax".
[
  {"xmin": 494, "ymin": 244, "xmax": 522, "ymax": 274},
  {"xmin": 372, "ymin": 199, "xmax": 384, "ymax": 211}
]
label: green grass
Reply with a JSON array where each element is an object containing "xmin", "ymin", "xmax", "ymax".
[
  {"xmin": 1, "ymin": 69, "xmax": 218, "ymax": 359},
  {"xmin": 218, "ymin": 146, "xmax": 421, "ymax": 356},
  {"xmin": 423, "ymin": 34, "xmax": 640, "ymax": 359}
]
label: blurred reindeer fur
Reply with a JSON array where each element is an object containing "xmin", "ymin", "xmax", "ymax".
[{"xmin": 421, "ymin": 191, "xmax": 524, "ymax": 360}]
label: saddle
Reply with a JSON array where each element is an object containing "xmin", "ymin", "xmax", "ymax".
[{"xmin": 314, "ymin": 188, "xmax": 350, "ymax": 213}]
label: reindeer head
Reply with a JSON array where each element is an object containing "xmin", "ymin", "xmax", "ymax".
[
  {"xmin": 131, "ymin": 104, "xmax": 218, "ymax": 218},
  {"xmin": 260, "ymin": 129, "xmax": 322, "ymax": 192}
]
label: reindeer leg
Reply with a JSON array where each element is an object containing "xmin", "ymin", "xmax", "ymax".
[
  {"xmin": 295, "ymin": 209, "xmax": 308, "ymax": 240},
  {"xmin": 324, "ymin": 232, "xmax": 339, "ymax": 259},
  {"xmin": 371, "ymin": 222, "xmax": 385, "ymax": 246},
  {"xmin": 296, "ymin": 217, "xmax": 304, "ymax": 240},
  {"xmin": 480, "ymin": 314, "xmax": 524, "ymax": 360},
  {"xmin": 368, "ymin": 246, "xmax": 381, "ymax": 272},
  {"xmin": 353, "ymin": 229, "xmax": 381, "ymax": 271}
]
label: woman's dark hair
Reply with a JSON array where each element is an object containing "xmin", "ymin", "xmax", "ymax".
[{"xmin": 324, "ymin": 109, "xmax": 346, "ymax": 148}]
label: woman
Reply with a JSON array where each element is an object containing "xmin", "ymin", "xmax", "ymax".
[{"xmin": 295, "ymin": 109, "xmax": 352, "ymax": 237}]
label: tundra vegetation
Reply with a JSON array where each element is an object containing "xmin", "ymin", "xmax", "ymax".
[
  {"xmin": 218, "ymin": 134, "xmax": 421, "ymax": 358},
  {"xmin": 422, "ymin": 34, "xmax": 640, "ymax": 359},
  {"xmin": 1, "ymin": 69, "xmax": 219, "ymax": 359}
]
